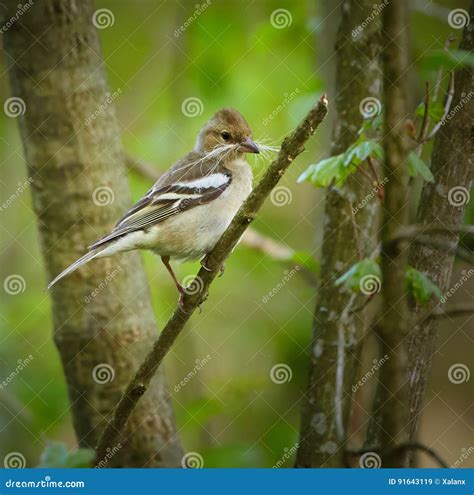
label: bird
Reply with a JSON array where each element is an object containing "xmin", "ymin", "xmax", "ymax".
[{"xmin": 47, "ymin": 108, "xmax": 260, "ymax": 303}]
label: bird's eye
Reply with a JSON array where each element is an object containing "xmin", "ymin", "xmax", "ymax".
[{"xmin": 221, "ymin": 131, "xmax": 231, "ymax": 141}]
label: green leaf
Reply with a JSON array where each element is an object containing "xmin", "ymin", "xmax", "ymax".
[
  {"xmin": 422, "ymin": 49, "xmax": 474, "ymax": 71},
  {"xmin": 38, "ymin": 442, "xmax": 94, "ymax": 468},
  {"xmin": 405, "ymin": 267, "xmax": 443, "ymax": 306},
  {"xmin": 343, "ymin": 139, "xmax": 383, "ymax": 167},
  {"xmin": 297, "ymin": 153, "xmax": 347, "ymax": 187},
  {"xmin": 298, "ymin": 137, "xmax": 383, "ymax": 189},
  {"xmin": 336, "ymin": 259, "xmax": 382, "ymax": 293},
  {"xmin": 64, "ymin": 449, "xmax": 95, "ymax": 468},
  {"xmin": 359, "ymin": 112, "xmax": 384, "ymax": 134},
  {"xmin": 39, "ymin": 443, "xmax": 68, "ymax": 468},
  {"xmin": 415, "ymin": 101, "xmax": 444, "ymax": 121},
  {"xmin": 407, "ymin": 152, "xmax": 434, "ymax": 182}
]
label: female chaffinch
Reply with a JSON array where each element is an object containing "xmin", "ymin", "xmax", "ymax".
[{"xmin": 48, "ymin": 108, "xmax": 259, "ymax": 301}]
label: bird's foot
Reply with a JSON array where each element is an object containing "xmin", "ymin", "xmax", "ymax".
[
  {"xmin": 218, "ymin": 264, "xmax": 225, "ymax": 278},
  {"xmin": 200, "ymin": 255, "xmax": 212, "ymax": 272}
]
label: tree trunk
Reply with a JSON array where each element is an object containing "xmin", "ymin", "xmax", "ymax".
[
  {"xmin": 3, "ymin": 0, "xmax": 182, "ymax": 467},
  {"xmin": 364, "ymin": 0, "xmax": 411, "ymax": 467},
  {"xmin": 407, "ymin": 3, "xmax": 473, "ymax": 455},
  {"xmin": 295, "ymin": 0, "xmax": 382, "ymax": 468}
]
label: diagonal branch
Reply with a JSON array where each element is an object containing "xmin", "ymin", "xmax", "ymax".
[{"xmin": 94, "ymin": 96, "xmax": 329, "ymax": 462}]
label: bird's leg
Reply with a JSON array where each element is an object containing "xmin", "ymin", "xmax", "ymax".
[{"xmin": 161, "ymin": 256, "xmax": 186, "ymax": 305}]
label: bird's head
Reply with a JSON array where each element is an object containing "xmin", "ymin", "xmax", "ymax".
[{"xmin": 195, "ymin": 108, "xmax": 260, "ymax": 156}]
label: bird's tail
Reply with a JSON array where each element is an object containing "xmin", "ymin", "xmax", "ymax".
[{"xmin": 47, "ymin": 250, "xmax": 100, "ymax": 289}]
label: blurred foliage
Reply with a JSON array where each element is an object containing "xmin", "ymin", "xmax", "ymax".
[
  {"xmin": 38, "ymin": 443, "xmax": 95, "ymax": 468},
  {"xmin": 0, "ymin": 0, "xmax": 472, "ymax": 469},
  {"xmin": 405, "ymin": 266, "xmax": 443, "ymax": 307}
]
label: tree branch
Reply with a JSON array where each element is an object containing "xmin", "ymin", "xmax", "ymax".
[
  {"xmin": 366, "ymin": 0, "xmax": 411, "ymax": 466},
  {"xmin": 95, "ymin": 95, "xmax": 329, "ymax": 462},
  {"xmin": 416, "ymin": 303, "xmax": 474, "ymax": 325},
  {"xmin": 346, "ymin": 442, "xmax": 449, "ymax": 468},
  {"xmin": 406, "ymin": 3, "xmax": 474, "ymax": 465},
  {"xmin": 295, "ymin": 0, "xmax": 382, "ymax": 468}
]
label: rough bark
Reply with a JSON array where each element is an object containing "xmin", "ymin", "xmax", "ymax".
[
  {"xmin": 295, "ymin": 0, "xmax": 382, "ymax": 468},
  {"xmin": 3, "ymin": 0, "xmax": 182, "ymax": 467},
  {"xmin": 95, "ymin": 97, "xmax": 329, "ymax": 463},
  {"xmin": 365, "ymin": 0, "xmax": 411, "ymax": 467},
  {"xmin": 407, "ymin": 3, "xmax": 473, "ymax": 453}
]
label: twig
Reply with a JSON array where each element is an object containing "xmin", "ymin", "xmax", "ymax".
[
  {"xmin": 346, "ymin": 442, "xmax": 449, "ymax": 468},
  {"xmin": 417, "ymin": 81, "xmax": 430, "ymax": 145},
  {"xmin": 424, "ymin": 71, "xmax": 455, "ymax": 142},
  {"xmin": 433, "ymin": 34, "xmax": 456, "ymax": 102},
  {"xmin": 367, "ymin": 157, "xmax": 380, "ymax": 184},
  {"xmin": 386, "ymin": 224, "xmax": 474, "ymax": 264},
  {"xmin": 94, "ymin": 95, "xmax": 329, "ymax": 463},
  {"xmin": 410, "ymin": 236, "xmax": 473, "ymax": 264},
  {"xmin": 416, "ymin": 303, "xmax": 474, "ymax": 325},
  {"xmin": 389, "ymin": 223, "xmax": 474, "ymax": 242},
  {"xmin": 124, "ymin": 153, "xmax": 160, "ymax": 182},
  {"xmin": 358, "ymin": 162, "xmax": 378, "ymax": 186}
]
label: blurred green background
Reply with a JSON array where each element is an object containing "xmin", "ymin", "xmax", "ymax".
[{"xmin": 0, "ymin": 0, "xmax": 472, "ymax": 468}]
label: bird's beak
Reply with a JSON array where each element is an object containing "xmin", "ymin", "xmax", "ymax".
[{"xmin": 239, "ymin": 137, "xmax": 260, "ymax": 154}]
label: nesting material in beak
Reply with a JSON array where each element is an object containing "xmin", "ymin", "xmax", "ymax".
[{"xmin": 239, "ymin": 137, "xmax": 260, "ymax": 154}]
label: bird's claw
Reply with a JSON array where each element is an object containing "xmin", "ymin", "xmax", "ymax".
[{"xmin": 200, "ymin": 256, "xmax": 212, "ymax": 272}]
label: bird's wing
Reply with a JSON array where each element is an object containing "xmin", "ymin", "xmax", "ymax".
[{"xmin": 88, "ymin": 161, "xmax": 232, "ymax": 250}]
